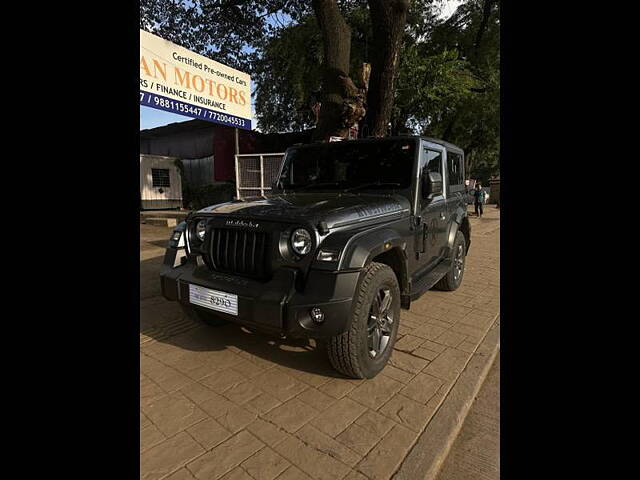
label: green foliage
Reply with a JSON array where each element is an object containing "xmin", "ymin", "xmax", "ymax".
[
  {"xmin": 140, "ymin": 1, "xmax": 313, "ymax": 72},
  {"xmin": 421, "ymin": 0, "xmax": 500, "ymax": 180},
  {"xmin": 395, "ymin": 47, "xmax": 473, "ymax": 133},
  {"xmin": 182, "ymin": 182, "xmax": 236, "ymax": 210},
  {"xmin": 252, "ymin": 5, "xmax": 374, "ymax": 132},
  {"xmin": 253, "ymin": 17, "xmax": 323, "ymax": 132},
  {"xmin": 173, "ymin": 158, "xmax": 235, "ymax": 209},
  {"xmin": 249, "ymin": 0, "xmax": 499, "ymax": 181}
]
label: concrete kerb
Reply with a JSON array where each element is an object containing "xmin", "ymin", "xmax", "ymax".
[
  {"xmin": 140, "ymin": 210, "xmax": 190, "ymax": 223},
  {"xmin": 145, "ymin": 217, "xmax": 178, "ymax": 228},
  {"xmin": 393, "ymin": 315, "xmax": 501, "ymax": 480}
]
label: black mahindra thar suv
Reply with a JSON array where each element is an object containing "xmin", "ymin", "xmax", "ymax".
[{"xmin": 160, "ymin": 136, "xmax": 470, "ymax": 378}]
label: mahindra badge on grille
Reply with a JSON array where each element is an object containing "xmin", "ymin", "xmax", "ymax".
[{"xmin": 225, "ymin": 219, "xmax": 260, "ymax": 228}]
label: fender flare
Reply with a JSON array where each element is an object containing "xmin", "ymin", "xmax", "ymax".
[
  {"xmin": 311, "ymin": 226, "xmax": 409, "ymax": 300},
  {"xmin": 338, "ymin": 228, "xmax": 406, "ymax": 270},
  {"xmin": 446, "ymin": 207, "xmax": 471, "ymax": 253}
]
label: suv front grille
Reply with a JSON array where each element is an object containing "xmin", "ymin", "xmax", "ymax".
[{"xmin": 203, "ymin": 227, "xmax": 270, "ymax": 279}]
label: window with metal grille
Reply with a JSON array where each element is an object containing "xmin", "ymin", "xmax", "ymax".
[{"xmin": 152, "ymin": 168, "xmax": 171, "ymax": 187}]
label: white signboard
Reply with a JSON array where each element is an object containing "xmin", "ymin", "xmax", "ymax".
[{"xmin": 140, "ymin": 29, "xmax": 252, "ymax": 130}]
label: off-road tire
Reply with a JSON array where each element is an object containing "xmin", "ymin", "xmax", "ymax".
[
  {"xmin": 327, "ymin": 262, "xmax": 401, "ymax": 379},
  {"xmin": 434, "ymin": 230, "xmax": 467, "ymax": 291},
  {"xmin": 181, "ymin": 305, "xmax": 228, "ymax": 327}
]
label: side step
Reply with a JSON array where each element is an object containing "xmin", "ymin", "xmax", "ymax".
[{"xmin": 409, "ymin": 259, "xmax": 452, "ymax": 300}]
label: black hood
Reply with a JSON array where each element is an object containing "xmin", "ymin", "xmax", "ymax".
[{"xmin": 197, "ymin": 193, "xmax": 411, "ymax": 229}]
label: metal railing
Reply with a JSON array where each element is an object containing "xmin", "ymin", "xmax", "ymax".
[{"xmin": 234, "ymin": 153, "xmax": 285, "ymax": 199}]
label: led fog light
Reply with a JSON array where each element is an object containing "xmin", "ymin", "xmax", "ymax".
[{"xmin": 310, "ymin": 307, "xmax": 324, "ymax": 324}]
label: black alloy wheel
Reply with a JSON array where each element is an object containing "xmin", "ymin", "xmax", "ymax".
[{"xmin": 367, "ymin": 288, "xmax": 394, "ymax": 358}]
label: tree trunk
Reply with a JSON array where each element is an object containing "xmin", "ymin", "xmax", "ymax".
[
  {"xmin": 312, "ymin": 0, "xmax": 353, "ymax": 141},
  {"xmin": 473, "ymin": 0, "xmax": 494, "ymax": 64},
  {"xmin": 364, "ymin": 0, "xmax": 411, "ymax": 137}
]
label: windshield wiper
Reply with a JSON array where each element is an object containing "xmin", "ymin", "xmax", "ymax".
[{"xmin": 343, "ymin": 182, "xmax": 402, "ymax": 192}]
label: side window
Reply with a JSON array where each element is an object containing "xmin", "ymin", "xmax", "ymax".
[
  {"xmin": 446, "ymin": 151, "xmax": 464, "ymax": 191},
  {"xmin": 423, "ymin": 149, "xmax": 442, "ymax": 175},
  {"xmin": 421, "ymin": 148, "xmax": 443, "ymax": 201}
]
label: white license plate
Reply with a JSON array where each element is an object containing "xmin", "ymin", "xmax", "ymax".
[{"xmin": 189, "ymin": 284, "xmax": 238, "ymax": 316}]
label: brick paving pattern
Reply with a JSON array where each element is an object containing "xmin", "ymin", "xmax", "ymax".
[
  {"xmin": 140, "ymin": 206, "xmax": 500, "ymax": 480},
  {"xmin": 436, "ymin": 352, "xmax": 500, "ymax": 480}
]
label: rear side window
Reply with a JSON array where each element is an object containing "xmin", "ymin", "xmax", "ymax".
[{"xmin": 446, "ymin": 151, "xmax": 464, "ymax": 191}]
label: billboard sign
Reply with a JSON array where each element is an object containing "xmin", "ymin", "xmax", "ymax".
[{"xmin": 140, "ymin": 29, "xmax": 252, "ymax": 130}]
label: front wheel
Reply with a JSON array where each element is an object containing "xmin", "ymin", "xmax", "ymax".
[
  {"xmin": 327, "ymin": 262, "xmax": 400, "ymax": 379},
  {"xmin": 434, "ymin": 230, "xmax": 467, "ymax": 291}
]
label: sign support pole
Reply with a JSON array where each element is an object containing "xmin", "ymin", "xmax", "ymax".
[
  {"xmin": 234, "ymin": 127, "xmax": 241, "ymax": 200},
  {"xmin": 234, "ymin": 152, "xmax": 241, "ymax": 200},
  {"xmin": 259, "ymin": 155, "xmax": 265, "ymax": 198}
]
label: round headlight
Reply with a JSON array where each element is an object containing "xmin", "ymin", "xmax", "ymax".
[
  {"xmin": 196, "ymin": 220, "xmax": 207, "ymax": 241},
  {"xmin": 291, "ymin": 228, "xmax": 312, "ymax": 255}
]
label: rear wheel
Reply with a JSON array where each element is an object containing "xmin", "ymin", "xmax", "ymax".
[
  {"xmin": 181, "ymin": 305, "xmax": 228, "ymax": 327},
  {"xmin": 327, "ymin": 262, "xmax": 400, "ymax": 379},
  {"xmin": 434, "ymin": 230, "xmax": 466, "ymax": 291}
]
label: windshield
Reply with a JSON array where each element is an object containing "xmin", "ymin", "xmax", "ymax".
[{"xmin": 278, "ymin": 138, "xmax": 417, "ymax": 192}]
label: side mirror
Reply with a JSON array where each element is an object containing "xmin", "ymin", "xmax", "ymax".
[{"xmin": 422, "ymin": 170, "xmax": 443, "ymax": 199}]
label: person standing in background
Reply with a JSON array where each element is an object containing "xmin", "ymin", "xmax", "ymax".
[{"xmin": 473, "ymin": 183, "xmax": 484, "ymax": 217}]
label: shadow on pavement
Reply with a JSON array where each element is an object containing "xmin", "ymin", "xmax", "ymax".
[
  {"xmin": 148, "ymin": 239, "xmax": 170, "ymax": 249},
  {"xmin": 140, "ymin": 255, "xmax": 344, "ymax": 379},
  {"xmin": 140, "ymin": 254, "xmax": 165, "ymax": 300}
]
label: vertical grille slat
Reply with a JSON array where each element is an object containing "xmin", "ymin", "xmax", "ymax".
[
  {"xmin": 215, "ymin": 229, "xmax": 222, "ymax": 268},
  {"xmin": 251, "ymin": 231, "xmax": 257, "ymax": 268},
  {"xmin": 233, "ymin": 230, "xmax": 239, "ymax": 272},
  {"xmin": 205, "ymin": 226, "xmax": 270, "ymax": 279},
  {"xmin": 217, "ymin": 230, "xmax": 222, "ymax": 269},
  {"xmin": 209, "ymin": 228, "xmax": 218, "ymax": 269},
  {"xmin": 224, "ymin": 230, "xmax": 230, "ymax": 269},
  {"xmin": 241, "ymin": 233, "xmax": 247, "ymax": 273},
  {"xmin": 255, "ymin": 233, "xmax": 264, "ymax": 278}
]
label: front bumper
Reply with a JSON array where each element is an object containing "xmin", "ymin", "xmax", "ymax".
[{"xmin": 160, "ymin": 251, "xmax": 360, "ymax": 339}]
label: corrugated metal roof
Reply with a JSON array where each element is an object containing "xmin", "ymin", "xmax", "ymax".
[{"xmin": 140, "ymin": 119, "xmax": 218, "ymax": 138}]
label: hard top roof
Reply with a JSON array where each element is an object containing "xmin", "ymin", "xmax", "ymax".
[
  {"xmin": 418, "ymin": 136, "xmax": 464, "ymax": 153},
  {"xmin": 292, "ymin": 135, "xmax": 463, "ymax": 154}
]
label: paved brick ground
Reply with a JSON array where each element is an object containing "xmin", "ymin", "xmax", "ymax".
[
  {"xmin": 436, "ymin": 352, "xmax": 500, "ymax": 480},
  {"xmin": 140, "ymin": 205, "xmax": 500, "ymax": 480}
]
